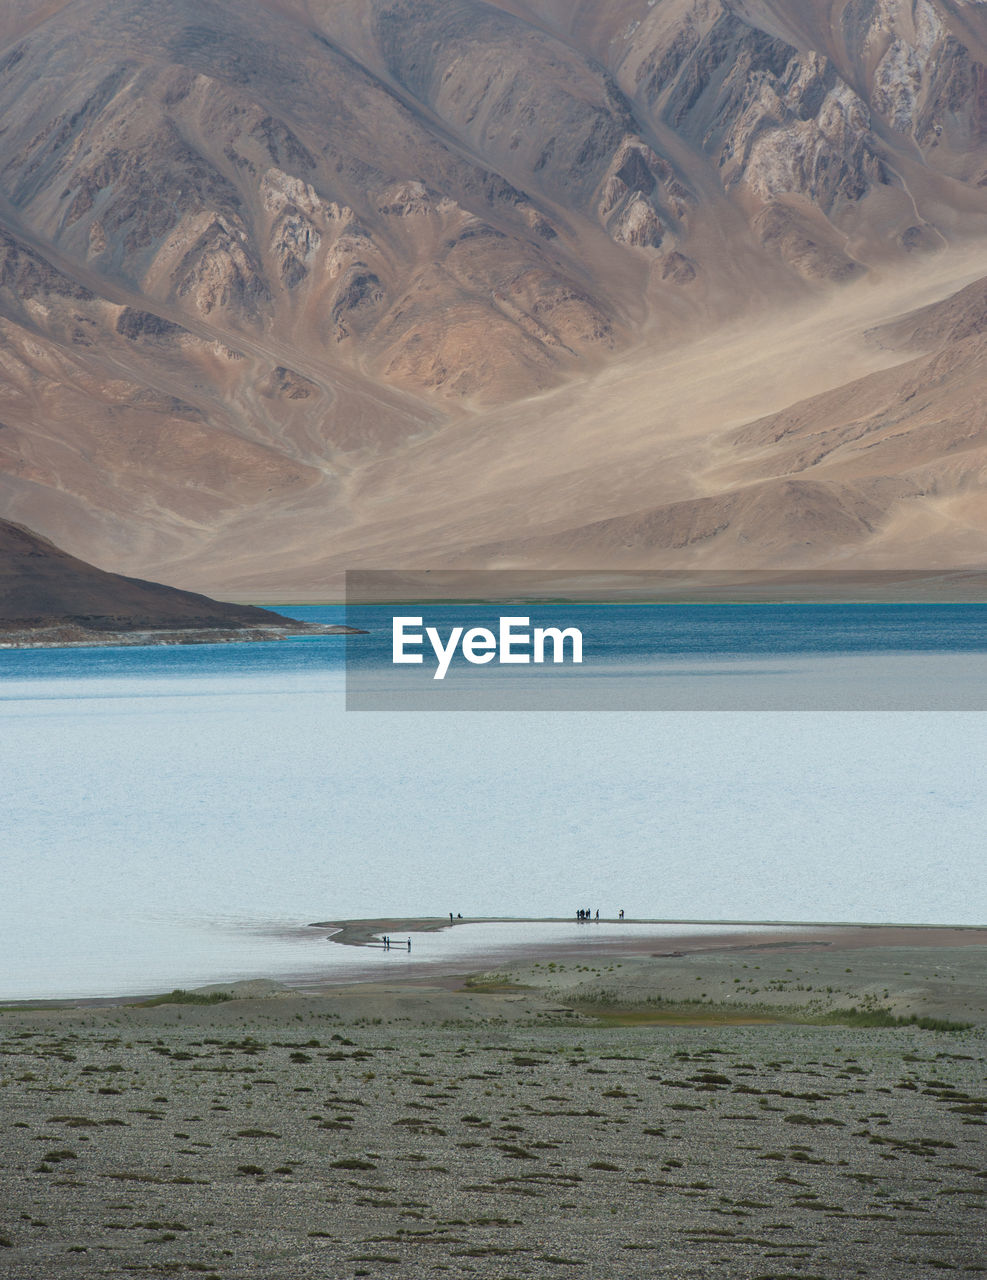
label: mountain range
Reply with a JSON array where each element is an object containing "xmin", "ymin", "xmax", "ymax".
[{"xmin": 0, "ymin": 0, "xmax": 985, "ymax": 596}]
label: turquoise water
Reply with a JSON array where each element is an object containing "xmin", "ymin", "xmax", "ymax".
[
  {"xmin": 342, "ymin": 602, "xmax": 987, "ymax": 708},
  {"xmin": 1, "ymin": 604, "xmax": 984, "ymax": 998}
]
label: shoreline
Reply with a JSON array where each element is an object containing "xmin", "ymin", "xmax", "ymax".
[
  {"xmin": 308, "ymin": 918, "xmax": 987, "ymax": 989},
  {"xmin": 312, "ymin": 915, "xmax": 987, "ymax": 946},
  {"xmin": 5, "ymin": 919, "xmax": 985, "ymax": 1010},
  {"xmin": 0, "ymin": 622, "xmax": 362, "ymax": 649}
]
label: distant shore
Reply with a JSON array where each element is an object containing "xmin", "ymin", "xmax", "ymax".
[
  {"xmin": 312, "ymin": 915, "xmax": 987, "ymax": 953},
  {"xmin": 0, "ymin": 622, "xmax": 363, "ymax": 649}
]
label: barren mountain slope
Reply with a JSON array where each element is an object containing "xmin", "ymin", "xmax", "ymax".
[
  {"xmin": 0, "ymin": 0, "xmax": 984, "ymax": 592},
  {"xmin": 442, "ymin": 263, "xmax": 987, "ymax": 574},
  {"xmin": 204, "ymin": 252, "xmax": 987, "ymax": 594},
  {"xmin": 456, "ymin": 338, "xmax": 987, "ymax": 573}
]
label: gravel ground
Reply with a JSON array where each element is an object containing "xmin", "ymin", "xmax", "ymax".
[{"xmin": 0, "ymin": 945, "xmax": 984, "ymax": 1279}]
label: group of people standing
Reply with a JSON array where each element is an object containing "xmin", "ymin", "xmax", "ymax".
[
  {"xmin": 576, "ymin": 908, "xmax": 625, "ymax": 921},
  {"xmin": 382, "ymin": 935, "xmax": 411, "ymax": 951}
]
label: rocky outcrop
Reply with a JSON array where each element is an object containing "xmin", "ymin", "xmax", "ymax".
[
  {"xmin": 615, "ymin": 0, "xmax": 987, "ymax": 257},
  {"xmin": 754, "ymin": 201, "xmax": 865, "ymax": 282}
]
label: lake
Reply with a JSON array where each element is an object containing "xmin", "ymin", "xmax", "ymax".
[{"xmin": 1, "ymin": 603, "xmax": 985, "ymax": 998}]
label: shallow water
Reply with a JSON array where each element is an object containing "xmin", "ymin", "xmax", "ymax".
[{"xmin": 1, "ymin": 605, "xmax": 984, "ymax": 998}]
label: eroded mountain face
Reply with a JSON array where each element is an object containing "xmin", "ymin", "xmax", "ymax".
[{"xmin": 0, "ymin": 0, "xmax": 984, "ymax": 589}]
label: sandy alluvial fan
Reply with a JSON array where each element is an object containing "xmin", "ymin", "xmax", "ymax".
[{"xmin": 0, "ymin": 0, "xmax": 984, "ymax": 593}]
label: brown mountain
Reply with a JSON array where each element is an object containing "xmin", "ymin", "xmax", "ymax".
[
  {"xmin": 0, "ymin": 0, "xmax": 985, "ymax": 594},
  {"xmin": 0, "ymin": 517, "xmax": 302, "ymax": 636}
]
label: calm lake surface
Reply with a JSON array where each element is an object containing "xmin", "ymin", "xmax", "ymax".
[{"xmin": 1, "ymin": 604, "xmax": 985, "ymax": 999}]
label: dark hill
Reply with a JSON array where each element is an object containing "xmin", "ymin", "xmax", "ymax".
[{"xmin": 0, "ymin": 518, "xmax": 300, "ymax": 637}]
